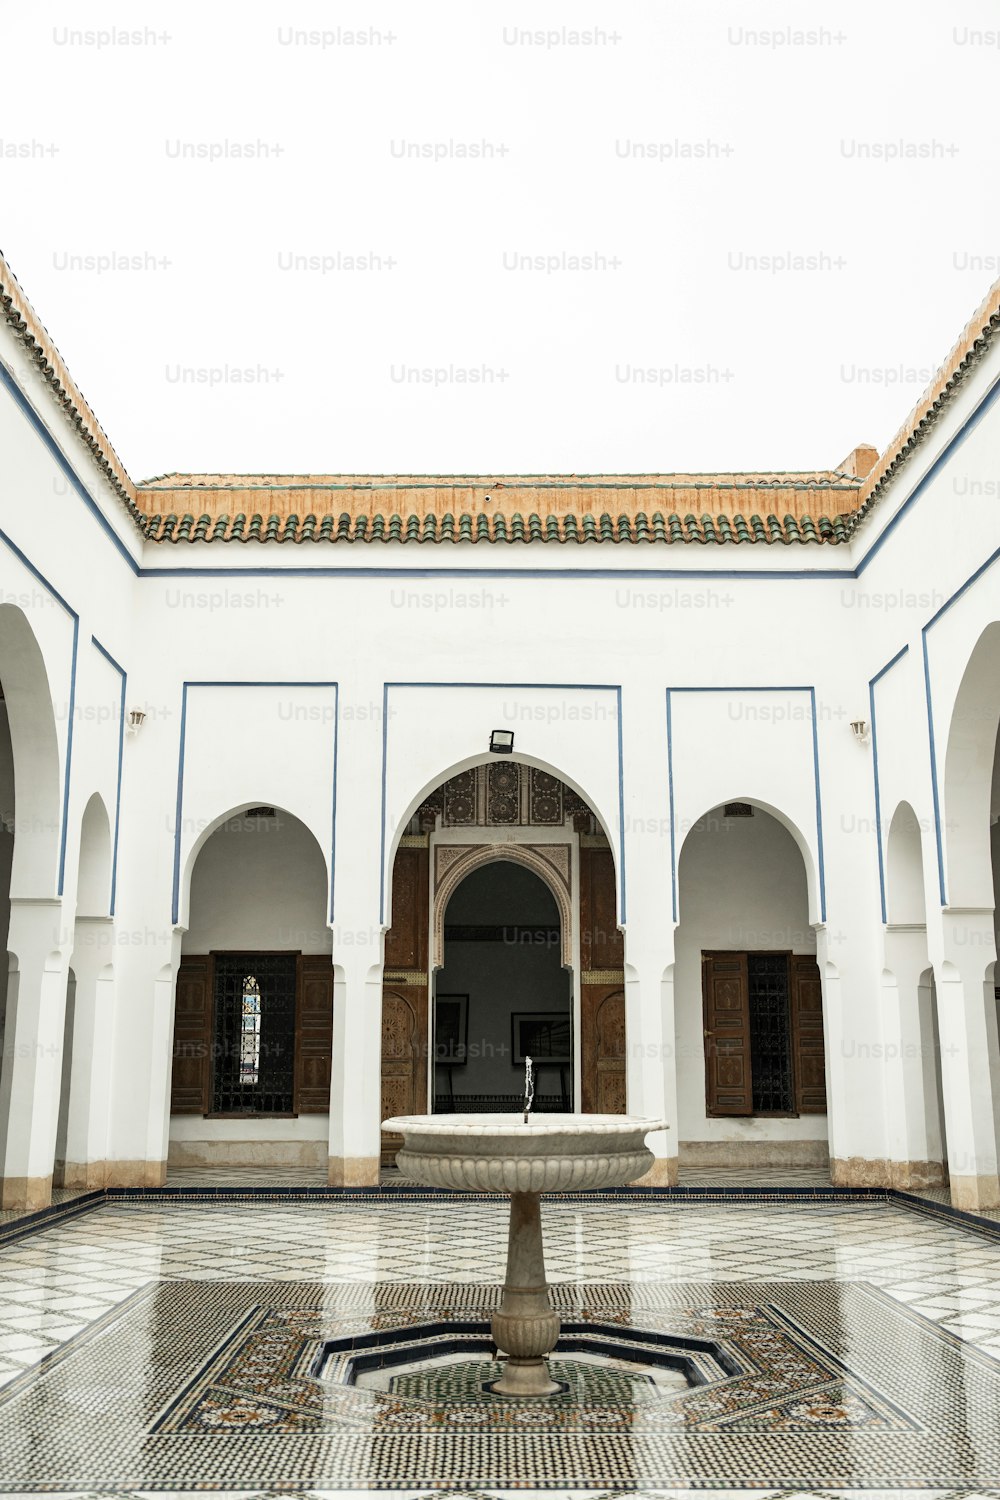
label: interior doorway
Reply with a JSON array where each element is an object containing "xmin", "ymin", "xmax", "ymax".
[{"xmin": 433, "ymin": 861, "xmax": 572, "ymax": 1114}]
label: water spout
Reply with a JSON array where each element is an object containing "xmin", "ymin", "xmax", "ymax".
[{"xmin": 522, "ymin": 1055, "xmax": 535, "ymax": 1124}]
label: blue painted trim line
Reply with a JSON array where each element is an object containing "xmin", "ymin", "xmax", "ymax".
[
  {"xmin": 0, "ymin": 527, "xmax": 78, "ymax": 895},
  {"xmin": 666, "ymin": 690, "xmax": 677, "ymax": 921},
  {"xmin": 380, "ymin": 682, "xmax": 626, "ymax": 926},
  {"xmin": 330, "ymin": 683, "xmax": 340, "ymax": 924},
  {"xmin": 0, "ymin": 363, "xmax": 140, "ymax": 575},
  {"xmin": 171, "ymin": 681, "xmax": 339, "ymax": 925},
  {"xmin": 140, "ymin": 562, "xmax": 854, "ymax": 582},
  {"xmin": 922, "ymin": 632, "xmax": 947, "ymax": 906},
  {"xmin": 666, "ymin": 685, "xmax": 827, "ymax": 924},
  {"xmin": 857, "ymin": 363, "xmax": 1000, "ymax": 578},
  {"xmin": 868, "ymin": 645, "xmax": 909, "ymax": 924},
  {"xmin": 90, "ymin": 636, "xmax": 127, "ymax": 915},
  {"xmin": 807, "ymin": 686, "xmax": 827, "ymax": 922}
]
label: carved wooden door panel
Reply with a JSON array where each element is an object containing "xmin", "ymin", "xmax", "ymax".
[
  {"xmin": 581, "ymin": 984, "xmax": 626, "ymax": 1114},
  {"xmin": 594, "ymin": 990, "xmax": 627, "ymax": 1114},
  {"xmin": 790, "ymin": 955, "xmax": 827, "ymax": 1113},
  {"xmin": 702, "ymin": 951, "xmax": 752, "ymax": 1115},
  {"xmin": 380, "ymin": 986, "xmax": 427, "ymax": 1166}
]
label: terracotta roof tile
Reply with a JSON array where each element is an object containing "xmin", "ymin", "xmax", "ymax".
[
  {"xmin": 134, "ymin": 508, "xmax": 853, "ymax": 546},
  {"xmin": 854, "ymin": 276, "xmax": 1000, "ymax": 528},
  {"xmin": 4, "ymin": 241, "xmax": 997, "ymax": 549},
  {"xmin": 0, "ymin": 253, "xmax": 139, "ymax": 520}
]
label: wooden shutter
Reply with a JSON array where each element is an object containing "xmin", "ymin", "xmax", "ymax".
[
  {"xmin": 384, "ymin": 845, "xmax": 429, "ymax": 971},
  {"xmin": 581, "ymin": 983, "xmax": 626, "ymax": 1114},
  {"xmin": 579, "ymin": 846, "xmax": 623, "ymax": 971},
  {"xmin": 702, "ymin": 952, "xmax": 752, "ymax": 1116},
  {"xmin": 295, "ymin": 955, "xmax": 334, "ymax": 1113},
  {"xmin": 380, "ymin": 985, "xmax": 427, "ymax": 1165},
  {"xmin": 790, "ymin": 955, "xmax": 827, "ymax": 1113},
  {"xmin": 170, "ymin": 955, "xmax": 212, "ymax": 1114}
]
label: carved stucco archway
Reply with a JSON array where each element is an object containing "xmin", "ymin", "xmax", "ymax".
[{"xmin": 432, "ymin": 843, "xmax": 573, "ymax": 970}]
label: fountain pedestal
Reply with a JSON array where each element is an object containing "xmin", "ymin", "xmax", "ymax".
[
  {"xmin": 382, "ymin": 1112, "xmax": 667, "ymax": 1398},
  {"xmin": 490, "ymin": 1190, "xmax": 561, "ymax": 1396}
]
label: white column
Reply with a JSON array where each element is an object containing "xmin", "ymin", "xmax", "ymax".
[
  {"xmin": 327, "ymin": 956, "xmax": 383, "ymax": 1186},
  {"xmin": 138, "ymin": 947, "xmax": 180, "ymax": 1187},
  {"xmin": 623, "ymin": 949, "xmax": 676, "ymax": 1184},
  {"xmin": 59, "ymin": 917, "xmax": 115, "ymax": 1189},
  {"xmin": 0, "ymin": 898, "xmax": 70, "ymax": 1211},
  {"xmin": 881, "ymin": 926, "xmax": 946, "ymax": 1188},
  {"xmin": 934, "ymin": 911, "xmax": 1000, "ymax": 1211}
]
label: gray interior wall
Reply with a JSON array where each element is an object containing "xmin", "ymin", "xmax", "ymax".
[{"xmin": 434, "ymin": 861, "xmax": 570, "ymax": 1103}]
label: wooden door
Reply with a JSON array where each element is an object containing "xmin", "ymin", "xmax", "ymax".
[
  {"xmin": 579, "ymin": 846, "xmax": 623, "ymax": 971},
  {"xmin": 581, "ymin": 984, "xmax": 626, "ymax": 1114},
  {"xmin": 790, "ymin": 955, "xmax": 827, "ymax": 1113},
  {"xmin": 170, "ymin": 955, "xmax": 212, "ymax": 1114},
  {"xmin": 702, "ymin": 952, "xmax": 753, "ymax": 1116},
  {"xmin": 295, "ymin": 956, "xmax": 334, "ymax": 1113},
  {"xmin": 380, "ymin": 985, "xmax": 428, "ymax": 1165}
]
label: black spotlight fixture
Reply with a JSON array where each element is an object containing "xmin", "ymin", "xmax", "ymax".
[{"xmin": 489, "ymin": 729, "xmax": 514, "ymax": 755}]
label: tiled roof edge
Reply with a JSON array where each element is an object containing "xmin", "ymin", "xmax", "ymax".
[
  {"xmin": 140, "ymin": 511, "xmax": 852, "ymax": 546},
  {"xmin": 851, "ymin": 278, "xmax": 1000, "ymax": 532},
  {"xmin": 0, "ymin": 252, "xmax": 141, "ymax": 523},
  {"xmin": 138, "ymin": 472, "xmax": 862, "ymax": 493}
]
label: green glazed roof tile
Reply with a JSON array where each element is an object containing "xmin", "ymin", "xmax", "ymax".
[{"xmin": 139, "ymin": 507, "xmax": 854, "ymax": 547}]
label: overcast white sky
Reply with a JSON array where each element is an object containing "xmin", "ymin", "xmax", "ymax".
[{"xmin": 2, "ymin": 0, "xmax": 999, "ymax": 480}]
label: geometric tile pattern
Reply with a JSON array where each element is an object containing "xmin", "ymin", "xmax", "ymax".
[
  {"xmin": 0, "ymin": 1194, "xmax": 997, "ymax": 1493},
  {"xmin": 0, "ymin": 1279, "xmax": 996, "ymax": 1488}
]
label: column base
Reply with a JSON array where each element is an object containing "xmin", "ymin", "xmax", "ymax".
[
  {"xmin": 830, "ymin": 1156, "xmax": 892, "ymax": 1188},
  {"xmin": 632, "ymin": 1156, "xmax": 678, "ymax": 1187},
  {"xmin": 328, "ymin": 1155, "xmax": 380, "ymax": 1188},
  {"xmin": 100, "ymin": 1160, "xmax": 167, "ymax": 1189},
  {"xmin": 888, "ymin": 1160, "xmax": 949, "ymax": 1191},
  {"xmin": 949, "ymin": 1173, "xmax": 1000, "ymax": 1212},
  {"xmin": 60, "ymin": 1161, "xmax": 109, "ymax": 1190},
  {"xmin": 1, "ymin": 1174, "xmax": 53, "ymax": 1213}
]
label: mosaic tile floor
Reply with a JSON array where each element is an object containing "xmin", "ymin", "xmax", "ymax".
[{"xmin": 0, "ymin": 1192, "xmax": 997, "ymax": 1494}]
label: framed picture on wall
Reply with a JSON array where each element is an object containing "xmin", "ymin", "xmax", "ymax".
[
  {"xmin": 512, "ymin": 1012, "xmax": 572, "ymax": 1065},
  {"xmin": 434, "ymin": 993, "xmax": 469, "ymax": 1065}
]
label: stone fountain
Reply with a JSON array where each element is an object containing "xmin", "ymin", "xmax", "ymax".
[{"xmin": 384, "ymin": 1063, "xmax": 666, "ymax": 1398}]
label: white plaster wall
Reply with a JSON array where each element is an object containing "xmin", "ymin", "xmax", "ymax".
[
  {"xmin": 181, "ymin": 811, "xmax": 331, "ymax": 954},
  {"xmin": 675, "ymin": 807, "xmax": 825, "ymax": 1148},
  {"xmin": 3, "ymin": 307, "xmax": 1000, "ymax": 1175}
]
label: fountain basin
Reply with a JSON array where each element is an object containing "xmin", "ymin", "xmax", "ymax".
[
  {"xmin": 383, "ymin": 1112, "xmax": 667, "ymax": 1397},
  {"xmin": 383, "ymin": 1112, "xmax": 664, "ymax": 1193}
]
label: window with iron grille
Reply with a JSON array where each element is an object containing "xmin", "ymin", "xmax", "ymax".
[
  {"xmin": 211, "ymin": 953, "xmax": 297, "ymax": 1114},
  {"xmin": 746, "ymin": 953, "xmax": 794, "ymax": 1113}
]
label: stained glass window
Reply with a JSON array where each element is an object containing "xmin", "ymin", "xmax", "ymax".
[
  {"xmin": 211, "ymin": 953, "xmax": 297, "ymax": 1113},
  {"xmin": 239, "ymin": 976, "xmax": 262, "ymax": 1084}
]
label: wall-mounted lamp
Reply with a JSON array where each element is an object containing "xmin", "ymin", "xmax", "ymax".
[
  {"xmin": 850, "ymin": 719, "xmax": 869, "ymax": 745},
  {"xmin": 126, "ymin": 708, "xmax": 147, "ymax": 737},
  {"xmin": 489, "ymin": 729, "xmax": 514, "ymax": 755}
]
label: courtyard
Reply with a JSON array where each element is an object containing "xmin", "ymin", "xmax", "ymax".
[{"xmin": 0, "ymin": 1174, "xmax": 999, "ymax": 1495}]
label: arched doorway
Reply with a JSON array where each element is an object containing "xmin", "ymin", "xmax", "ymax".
[
  {"xmin": 938, "ymin": 626, "xmax": 1000, "ymax": 1206},
  {"xmin": 434, "ymin": 861, "xmax": 572, "ymax": 1115},
  {"xmin": 0, "ymin": 607, "xmax": 66, "ymax": 1211},
  {"xmin": 169, "ymin": 804, "xmax": 333, "ymax": 1171},
  {"xmin": 54, "ymin": 792, "xmax": 114, "ymax": 1189},
  {"xmin": 380, "ymin": 760, "xmax": 622, "ymax": 1165},
  {"xmin": 675, "ymin": 801, "xmax": 828, "ymax": 1171},
  {"xmin": 882, "ymin": 801, "xmax": 947, "ymax": 1187}
]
